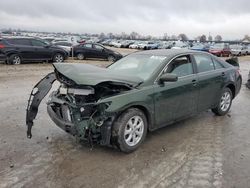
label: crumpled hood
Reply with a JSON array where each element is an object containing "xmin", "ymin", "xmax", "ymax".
[{"xmin": 53, "ymin": 63, "xmax": 143, "ymax": 87}]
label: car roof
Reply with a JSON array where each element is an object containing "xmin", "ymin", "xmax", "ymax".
[{"xmin": 132, "ymin": 49, "xmax": 198, "ymax": 56}]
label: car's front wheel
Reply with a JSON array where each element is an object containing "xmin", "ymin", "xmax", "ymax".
[
  {"xmin": 108, "ymin": 55, "xmax": 115, "ymax": 62},
  {"xmin": 112, "ymin": 108, "xmax": 147, "ymax": 153},
  {"xmin": 53, "ymin": 53, "xmax": 64, "ymax": 63},
  {"xmin": 212, "ymin": 87, "xmax": 232, "ymax": 116}
]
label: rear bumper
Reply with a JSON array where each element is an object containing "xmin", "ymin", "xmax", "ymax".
[{"xmin": 0, "ymin": 53, "xmax": 7, "ymax": 61}]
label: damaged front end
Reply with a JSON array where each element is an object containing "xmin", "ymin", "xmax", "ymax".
[{"xmin": 26, "ymin": 63, "xmax": 136, "ymax": 146}]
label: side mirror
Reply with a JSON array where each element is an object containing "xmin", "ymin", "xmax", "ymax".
[
  {"xmin": 44, "ymin": 44, "xmax": 50, "ymax": 48},
  {"xmin": 159, "ymin": 73, "xmax": 178, "ymax": 84}
]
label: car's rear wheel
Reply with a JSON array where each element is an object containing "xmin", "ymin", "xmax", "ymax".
[
  {"xmin": 112, "ymin": 108, "xmax": 147, "ymax": 153},
  {"xmin": 53, "ymin": 53, "xmax": 64, "ymax": 63},
  {"xmin": 8, "ymin": 54, "xmax": 22, "ymax": 65},
  {"xmin": 108, "ymin": 55, "xmax": 115, "ymax": 62},
  {"xmin": 76, "ymin": 53, "xmax": 85, "ymax": 60},
  {"xmin": 212, "ymin": 87, "xmax": 232, "ymax": 116}
]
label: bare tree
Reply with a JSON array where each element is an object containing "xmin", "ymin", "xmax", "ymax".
[
  {"xmin": 170, "ymin": 35, "xmax": 178, "ymax": 40},
  {"xmin": 178, "ymin": 33, "xmax": 188, "ymax": 41},
  {"xmin": 208, "ymin": 35, "xmax": 213, "ymax": 41},
  {"xmin": 200, "ymin": 35, "xmax": 207, "ymax": 43},
  {"xmin": 163, "ymin": 33, "xmax": 168, "ymax": 40},
  {"xmin": 130, "ymin": 31, "xmax": 140, "ymax": 40},
  {"xmin": 242, "ymin": 35, "xmax": 250, "ymax": 41},
  {"xmin": 215, "ymin": 35, "xmax": 222, "ymax": 41}
]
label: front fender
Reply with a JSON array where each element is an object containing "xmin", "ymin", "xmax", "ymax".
[{"xmin": 98, "ymin": 86, "xmax": 155, "ymax": 126}]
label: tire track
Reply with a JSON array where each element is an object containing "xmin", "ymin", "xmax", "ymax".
[{"xmin": 118, "ymin": 117, "xmax": 224, "ymax": 188}]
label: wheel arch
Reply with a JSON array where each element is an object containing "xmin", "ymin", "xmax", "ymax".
[
  {"xmin": 225, "ymin": 83, "xmax": 236, "ymax": 99},
  {"xmin": 117, "ymin": 104, "xmax": 153, "ymax": 132}
]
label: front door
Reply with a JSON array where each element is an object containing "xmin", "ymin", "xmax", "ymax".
[
  {"xmin": 92, "ymin": 44, "xmax": 107, "ymax": 59},
  {"xmin": 31, "ymin": 39, "xmax": 52, "ymax": 60},
  {"xmin": 154, "ymin": 55, "xmax": 199, "ymax": 128}
]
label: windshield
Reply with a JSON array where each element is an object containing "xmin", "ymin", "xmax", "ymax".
[{"xmin": 108, "ymin": 54, "xmax": 166, "ymax": 81}]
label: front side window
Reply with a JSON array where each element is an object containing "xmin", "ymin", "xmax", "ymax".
[
  {"xmin": 93, "ymin": 44, "xmax": 104, "ymax": 50},
  {"xmin": 194, "ymin": 54, "xmax": 215, "ymax": 73},
  {"xmin": 31, "ymin": 39, "xmax": 47, "ymax": 47},
  {"xmin": 167, "ymin": 56, "xmax": 193, "ymax": 77}
]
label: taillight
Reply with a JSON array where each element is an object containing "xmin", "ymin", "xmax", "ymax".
[{"xmin": 0, "ymin": 44, "xmax": 5, "ymax": 49}]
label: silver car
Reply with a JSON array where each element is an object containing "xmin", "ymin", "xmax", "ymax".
[{"xmin": 230, "ymin": 45, "xmax": 248, "ymax": 56}]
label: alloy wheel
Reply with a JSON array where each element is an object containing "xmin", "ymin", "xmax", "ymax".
[
  {"xmin": 220, "ymin": 91, "xmax": 231, "ymax": 112},
  {"xmin": 54, "ymin": 54, "xmax": 63, "ymax": 63},
  {"xmin": 13, "ymin": 55, "xmax": 21, "ymax": 65},
  {"xmin": 124, "ymin": 116, "xmax": 144, "ymax": 147}
]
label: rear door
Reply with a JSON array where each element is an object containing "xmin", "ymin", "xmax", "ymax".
[
  {"xmin": 6, "ymin": 38, "xmax": 34, "ymax": 60},
  {"xmin": 92, "ymin": 44, "xmax": 107, "ymax": 59},
  {"xmin": 193, "ymin": 53, "xmax": 224, "ymax": 111},
  {"xmin": 154, "ymin": 55, "xmax": 199, "ymax": 128}
]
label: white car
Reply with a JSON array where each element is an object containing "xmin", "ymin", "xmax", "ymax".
[
  {"xmin": 110, "ymin": 41, "xmax": 122, "ymax": 48},
  {"xmin": 230, "ymin": 45, "xmax": 248, "ymax": 56},
  {"xmin": 129, "ymin": 42, "xmax": 140, "ymax": 49},
  {"xmin": 53, "ymin": 42, "xmax": 73, "ymax": 54}
]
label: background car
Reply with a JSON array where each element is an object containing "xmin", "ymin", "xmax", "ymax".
[
  {"xmin": 0, "ymin": 37, "xmax": 68, "ymax": 64},
  {"xmin": 209, "ymin": 43, "xmax": 231, "ymax": 57},
  {"xmin": 73, "ymin": 43, "xmax": 123, "ymax": 62},
  {"xmin": 53, "ymin": 41, "xmax": 73, "ymax": 55},
  {"xmin": 230, "ymin": 45, "xmax": 248, "ymax": 56},
  {"xmin": 191, "ymin": 44, "xmax": 210, "ymax": 52},
  {"xmin": 27, "ymin": 49, "xmax": 241, "ymax": 153}
]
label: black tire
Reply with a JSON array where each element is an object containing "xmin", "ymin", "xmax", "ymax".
[
  {"xmin": 112, "ymin": 108, "xmax": 148, "ymax": 153},
  {"xmin": 212, "ymin": 87, "xmax": 233, "ymax": 116},
  {"xmin": 8, "ymin": 54, "xmax": 22, "ymax": 65},
  {"xmin": 107, "ymin": 55, "xmax": 115, "ymax": 62},
  {"xmin": 53, "ymin": 53, "xmax": 64, "ymax": 63},
  {"xmin": 76, "ymin": 53, "xmax": 85, "ymax": 60}
]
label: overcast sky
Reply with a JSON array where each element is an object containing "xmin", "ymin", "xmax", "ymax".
[{"xmin": 1, "ymin": 0, "xmax": 250, "ymax": 39}]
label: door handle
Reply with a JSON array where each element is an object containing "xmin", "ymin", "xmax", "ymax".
[
  {"xmin": 221, "ymin": 72, "xmax": 225, "ymax": 76},
  {"xmin": 192, "ymin": 79, "xmax": 197, "ymax": 86}
]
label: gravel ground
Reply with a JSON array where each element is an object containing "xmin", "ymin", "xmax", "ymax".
[{"xmin": 0, "ymin": 49, "xmax": 250, "ymax": 188}]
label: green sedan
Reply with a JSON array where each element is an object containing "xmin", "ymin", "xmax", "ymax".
[{"xmin": 26, "ymin": 49, "xmax": 242, "ymax": 153}]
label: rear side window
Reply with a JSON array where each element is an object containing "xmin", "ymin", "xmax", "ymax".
[
  {"xmin": 193, "ymin": 54, "xmax": 215, "ymax": 73},
  {"xmin": 6, "ymin": 38, "xmax": 31, "ymax": 46},
  {"xmin": 167, "ymin": 56, "xmax": 193, "ymax": 77},
  {"xmin": 213, "ymin": 58, "xmax": 224, "ymax": 69}
]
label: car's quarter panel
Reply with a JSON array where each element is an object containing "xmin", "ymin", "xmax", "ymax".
[{"xmin": 153, "ymin": 74, "xmax": 198, "ymax": 128}]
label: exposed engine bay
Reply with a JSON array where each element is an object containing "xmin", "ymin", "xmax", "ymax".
[{"xmin": 26, "ymin": 69, "xmax": 133, "ymax": 146}]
